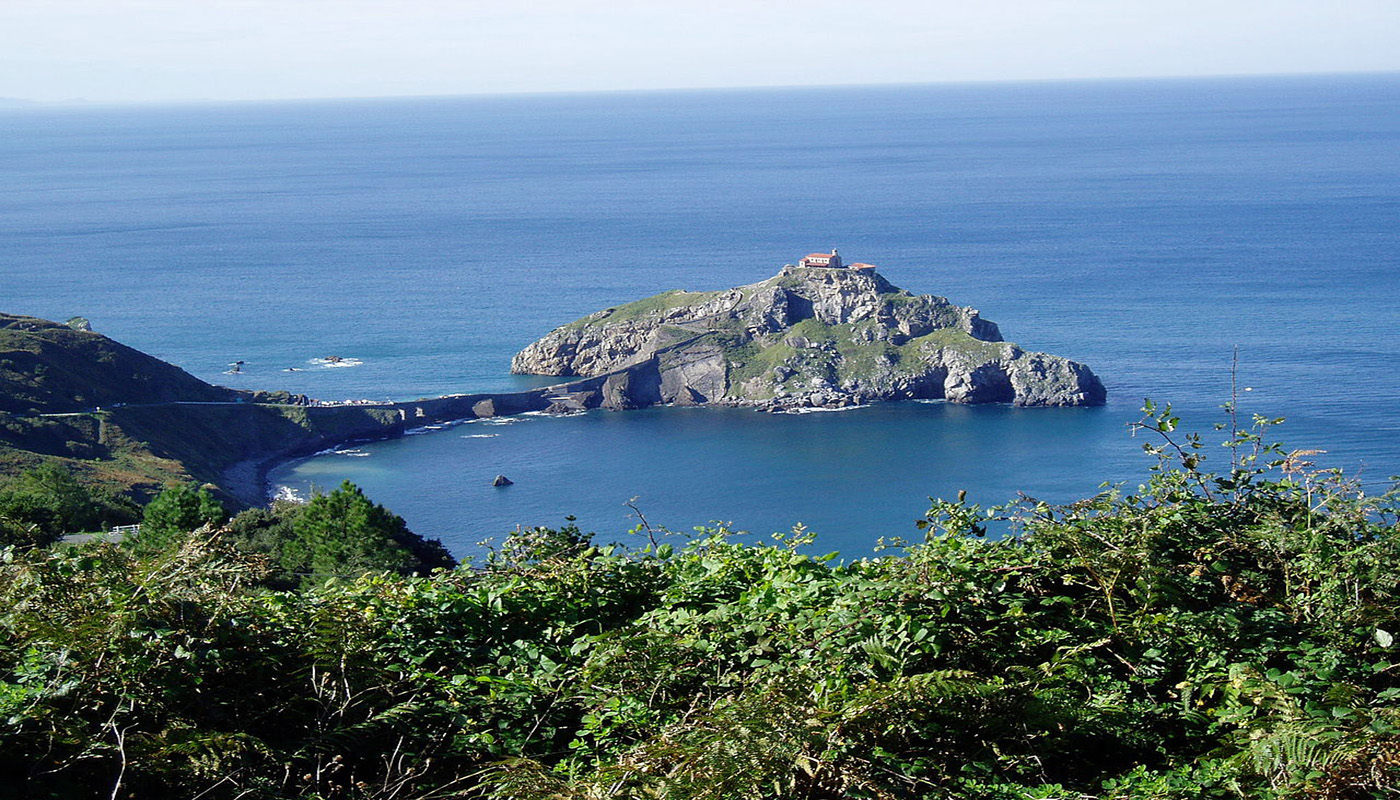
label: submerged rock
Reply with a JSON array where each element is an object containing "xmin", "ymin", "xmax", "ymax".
[
  {"xmin": 491, "ymin": 475, "xmax": 513, "ymax": 487},
  {"xmin": 511, "ymin": 261, "xmax": 1105, "ymax": 411}
]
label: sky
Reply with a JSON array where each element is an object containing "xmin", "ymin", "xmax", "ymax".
[{"xmin": 2, "ymin": 0, "xmax": 1399, "ymax": 104}]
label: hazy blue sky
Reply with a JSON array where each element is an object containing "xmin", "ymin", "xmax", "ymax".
[{"xmin": 3, "ymin": 0, "xmax": 1398, "ymax": 103}]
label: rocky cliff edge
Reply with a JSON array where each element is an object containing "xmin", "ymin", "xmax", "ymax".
[{"xmin": 511, "ymin": 265, "xmax": 1105, "ymax": 411}]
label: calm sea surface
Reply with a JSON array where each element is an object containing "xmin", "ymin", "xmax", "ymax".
[{"xmin": 2, "ymin": 75, "xmax": 1397, "ymax": 557}]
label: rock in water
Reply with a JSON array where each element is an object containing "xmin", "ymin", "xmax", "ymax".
[
  {"xmin": 491, "ymin": 475, "xmax": 513, "ymax": 487},
  {"xmin": 511, "ymin": 260, "xmax": 1105, "ymax": 411}
]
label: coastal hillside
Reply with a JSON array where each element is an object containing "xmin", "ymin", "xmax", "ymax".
[
  {"xmin": 512, "ymin": 261, "xmax": 1105, "ymax": 410},
  {"xmin": 0, "ymin": 313, "xmax": 240, "ymax": 414},
  {"xmin": 0, "ymin": 314, "xmax": 411, "ymax": 504}
]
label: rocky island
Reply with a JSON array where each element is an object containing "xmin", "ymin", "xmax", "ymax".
[{"xmin": 513, "ymin": 254, "xmax": 1105, "ymax": 411}]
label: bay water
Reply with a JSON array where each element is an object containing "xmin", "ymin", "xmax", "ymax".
[{"xmin": 2, "ymin": 74, "xmax": 1397, "ymax": 557}]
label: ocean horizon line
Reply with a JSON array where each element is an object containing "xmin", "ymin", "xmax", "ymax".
[{"xmin": 4, "ymin": 68, "xmax": 1398, "ymax": 113}]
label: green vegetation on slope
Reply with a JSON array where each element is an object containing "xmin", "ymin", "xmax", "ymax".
[
  {"xmin": 0, "ymin": 406, "xmax": 1397, "ymax": 798},
  {"xmin": 723, "ymin": 317, "xmax": 1011, "ymax": 398},
  {"xmin": 0, "ymin": 314, "xmax": 420, "ymax": 506},
  {"xmin": 130, "ymin": 481, "xmax": 229, "ymax": 554},
  {"xmin": 270, "ymin": 480, "xmax": 456, "ymax": 586},
  {"xmin": 0, "ymin": 462, "xmax": 139, "ymax": 547},
  {"xmin": 0, "ymin": 313, "xmax": 237, "ymax": 414},
  {"xmin": 0, "ymin": 401, "xmax": 410, "ymax": 508},
  {"xmin": 564, "ymin": 289, "xmax": 727, "ymax": 330}
]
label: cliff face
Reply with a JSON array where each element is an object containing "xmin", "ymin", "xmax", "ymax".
[{"xmin": 512, "ymin": 266, "xmax": 1105, "ymax": 410}]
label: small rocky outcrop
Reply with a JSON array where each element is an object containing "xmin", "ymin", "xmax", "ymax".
[{"xmin": 511, "ymin": 264, "xmax": 1105, "ymax": 411}]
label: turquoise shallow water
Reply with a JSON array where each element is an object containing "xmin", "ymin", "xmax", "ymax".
[{"xmin": 2, "ymin": 74, "xmax": 1397, "ymax": 556}]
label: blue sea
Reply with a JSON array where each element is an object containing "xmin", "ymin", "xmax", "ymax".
[{"xmin": 2, "ymin": 74, "xmax": 1398, "ymax": 558}]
